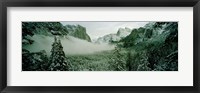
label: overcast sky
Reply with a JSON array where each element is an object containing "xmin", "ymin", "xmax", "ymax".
[{"xmin": 61, "ymin": 22, "xmax": 148, "ymax": 39}]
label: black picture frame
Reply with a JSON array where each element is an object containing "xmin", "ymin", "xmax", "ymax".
[{"xmin": 0, "ymin": 0, "xmax": 200, "ymax": 93}]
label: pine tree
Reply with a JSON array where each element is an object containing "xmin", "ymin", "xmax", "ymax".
[
  {"xmin": 136, "ymin": 51, "xmax": 151, "ymax": 71},
  {"xmin": 111, "ymin": 46, "xmax": 126, "ymax": 71},
  {"xmin": 49, "ymin": 36, "xmax": 68, "ymax": 71},
  {"xmin": 126, "ymin": 52, "xmax": 132, "ymax": 71}
]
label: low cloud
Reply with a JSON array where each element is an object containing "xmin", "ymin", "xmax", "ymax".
[{"xmin": 23, "ymin": 35, "xmax": 115, "ymax": 56}]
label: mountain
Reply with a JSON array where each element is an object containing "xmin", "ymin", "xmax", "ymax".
[
  {"xmin": 22, "ymin": 22, "xmax": 92, "ymax": 46},
  {"xmin": 116, "ymin": 27, "xmax": 132, "ymax": 37},
  {"xmin": 122, "ymin": 22, "xmax": 178, "ymax": 71},
  {"xmin": 95, "ymin": 27, "xmax": 131, "ymax": 44},
  {"xmin": 65, "ymin": 25, "xmax": 91, "ymax": 42},
  {"xmin": 122, "ymin": 22, "xmax": 176, "ymax": 48},
  {"xmin": 22, "ymin": 22, "xmax": 68, "ymax": 36},
  {"xmin": 22, "ymin": 22, "xmax": 68, "ymax": 45}
]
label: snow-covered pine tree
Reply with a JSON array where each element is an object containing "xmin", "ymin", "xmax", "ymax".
[
  {"xmin": 49, "ymin": 36, "xmax": 68, "ymax": 71},
  {"xmin": 110, "ymin": 46, "xmax": 126, "ymax": 71}
]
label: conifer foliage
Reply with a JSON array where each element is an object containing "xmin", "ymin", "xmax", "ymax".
[
  {"xmin": 48, "ymin": 37, "xmax": 68, "ymax": 71},
  {"xmin": 109, "ymin": 47, "xmax": 126, "ymax": 71}
]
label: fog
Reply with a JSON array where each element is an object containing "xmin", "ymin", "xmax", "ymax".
[{"xmin": 23, "ymin": 35, "xmax": 115, "ymax": 56}]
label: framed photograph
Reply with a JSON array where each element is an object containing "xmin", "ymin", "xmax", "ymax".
[{"xmin": 0, "ymin": 0, "xmax": 200, "ymax": 93}]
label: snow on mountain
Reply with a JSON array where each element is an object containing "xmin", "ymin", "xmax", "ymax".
[
  {"xmin": 116, "ymin": 27, "xmax": 132, "ymax": 37},
  {"xmin": 95, "ymin": 27, "xmax": 132, "ymax": 44}
]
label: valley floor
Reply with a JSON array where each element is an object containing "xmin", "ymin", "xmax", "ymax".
[{"xmin": 66, "ymin": 49, "xmax": 128, "ymax": 71}]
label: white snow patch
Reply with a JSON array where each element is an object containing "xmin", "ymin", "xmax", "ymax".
[{"xmin": 94, "ymin": 27, "xmax": 132, "ymax": 44}]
